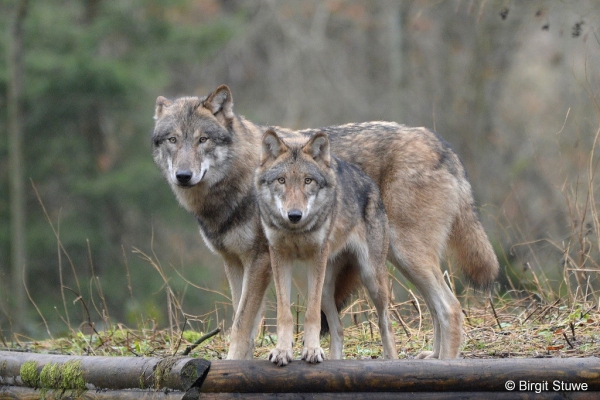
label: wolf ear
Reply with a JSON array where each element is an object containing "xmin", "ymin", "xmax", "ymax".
[
  {"xmin": 303, "ymin": 132, "xmax": 330, "ymax": 167},
  {"xmin": 154, "ymin": 96, "xmax": 172, "ymax": 120},
  {"xmin": 261, "ymin": 129, "xmax": 287, "ymax": 166},
  {"xmin": 204, "ymin": 85, "xmax": 234, "ymax": 120}
]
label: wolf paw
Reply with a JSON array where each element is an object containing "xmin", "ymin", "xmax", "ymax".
[
  {"xmin": 269, "ymin": 348, "xmax": 293, "ymax": 367},
  {"xmin": 415, "ymin": 351, "xmax": 437, "ymax": 359},
  {"xmin": 301, "ymin": 346, "xmax": 325, "ymax": 364}
]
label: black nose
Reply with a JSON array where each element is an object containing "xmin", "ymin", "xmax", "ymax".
[
  {"xmin": 176, "ymin": 170, "xmax": 193, "ymax": 184},
  {"xmin": 288, "ymin": 209, "xmax": 302, "ymax": 223}
]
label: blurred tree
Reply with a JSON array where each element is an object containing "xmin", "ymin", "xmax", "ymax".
[
  {"xmin": 0, "ymin": 0, "xmax": 238, "ymax": 335},
  {"xmin": 7, "ymin": 0, "xmax": 29, "ymax": 333}
]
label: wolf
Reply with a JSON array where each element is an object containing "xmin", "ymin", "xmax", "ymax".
[
  {"xmin": 152, "ymin": 85, "xmax": 499, "ymax": 360},
  {"xmin": 256, "ymin": 128, "xmax": 397, "ymax": 366}
]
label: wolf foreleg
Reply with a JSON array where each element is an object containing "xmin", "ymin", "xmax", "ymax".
[{"xmin": 302, "ymin": 244, "xmax": 329, "ymax": 364}]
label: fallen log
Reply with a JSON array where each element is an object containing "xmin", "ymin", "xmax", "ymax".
[
  {"xmin": 1, "ymin": 385, "xmax": 183, "ymax": 399},
  {"xmin": 198, "ymin": 358, "xmax": 600, "ymax": 394},
  {"xmin": 0, "ymin": 351, "xmax": 209, "ymax": 392},
  {"xmin": 2, "ymin": 351, "xmax": 600, "ymax": 398}
]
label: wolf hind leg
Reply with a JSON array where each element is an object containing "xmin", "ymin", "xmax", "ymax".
[
  {"xmin": 321, "ymin": 259, "xmax": 345, "ymax": 360},
  {"xmin": 355, "ymin": 244, "xmax": 398, "ymax": 359},
  {"xmin": 388, "ymin": 231, "xmax": 462, "ymax": 359}
]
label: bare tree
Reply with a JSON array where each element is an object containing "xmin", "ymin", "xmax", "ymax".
[{"xmin": 7, "ymin": 0, "xmax": 29, "ymax": 333}]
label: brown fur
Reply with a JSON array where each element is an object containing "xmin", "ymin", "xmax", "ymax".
[{"xmin": 152, "ymin": 86, "xmax": 499, "ymax": 360}]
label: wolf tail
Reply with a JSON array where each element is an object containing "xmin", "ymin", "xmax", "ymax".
[{"xmin": 448, "ymin": 191, "xmax": 499, "ymax": 290}]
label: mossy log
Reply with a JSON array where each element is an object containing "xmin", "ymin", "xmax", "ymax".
[
  {"xmin": 0, "ymin": 351, "xmax": 209, "ymax": 392},
  {"xmin": 1, "ymin": 385, "xmax": 184, "ymax": 399},
  {"xmin": 3, "ymin": 351, "xmax": 600, "ymax": 399}
]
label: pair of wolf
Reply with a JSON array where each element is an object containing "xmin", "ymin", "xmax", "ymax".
[{"xmin": 152, "ymin": 85, "xmax": 499, "ymax": 363}]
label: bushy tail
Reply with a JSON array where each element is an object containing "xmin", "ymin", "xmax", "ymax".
[{"xmin": 449, "ymin": 197, "xmax": 499, "ymax": 290}]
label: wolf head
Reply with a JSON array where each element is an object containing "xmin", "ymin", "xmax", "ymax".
[
  {"xmin": 152, "ymin": 85, "xmax": 236, "ymax": 190},
  {"xmin": 256, "ymin": 129, "xmax": 336, "ymax": 232}
]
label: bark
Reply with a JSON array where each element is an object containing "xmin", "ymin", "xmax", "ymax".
[{"xmin": 200, "ymin": 358, "xmax": 600, "ymax": 393}]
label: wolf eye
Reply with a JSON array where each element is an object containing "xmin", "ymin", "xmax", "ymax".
[
  {"xmin": 278, "ymin": 178, "xmax": 285, "ymax": 184},
  {"xmin": 199, "ymin": 137, "xmax": 208, "ymax": 143},
  {"xmin": 168, "ymin": 137, "xmax": 177, "ymax": 144},
  {"xmin": 304, "ymin": 178, "xmax": 313, "ymax": 185}
]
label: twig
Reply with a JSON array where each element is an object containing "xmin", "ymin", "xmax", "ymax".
[
  {"xmin": 173, "ymin": 318, "xmax": 188, "ymax": 356},
  {"xmin": 296, "ymin": 293, "xmax": 300, "ymax": 339},
  {"xmin": 531, "ymin": 299, "xmax": 561, "ymax": 324},
  {"xmin": 22, "ymin": 262, "xmax": 53, "ymax": 340},
  {"xmin": 489, "ymin": 297, "xmax": 503, "ymax": 331},
  {"xmin": 63, "ymin": 287, "xmax": 100, "ymax": 337},
  {"xmin": 523, "ymin": 304, "xmax": 541, "ymax": 323},
  {"xmin": 392, "ymin": 308, "xmax": 411, "ymax": 337},
  {"xmin": 563, "ymin": 331, "xmax": 575, "ymax": 349},
  {"xmin": 181, "ymin": 328, "xmax": 221, "ymax": 356}
]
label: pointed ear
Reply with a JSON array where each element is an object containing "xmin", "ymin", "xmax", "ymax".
[
  {"xmin": 303, "ymin": 132, "xmax": 330, "ymax": 167},
  {"xmin": 261, "ymin": 129, "xmax": 287, "ymax": 166},
  {"xmin": 204, "ymin": 85, "xmax": 234, "ymax": 120},
  {"xmin": 154, "ymin": 96, "xmax": 172, "ymax": 120}
]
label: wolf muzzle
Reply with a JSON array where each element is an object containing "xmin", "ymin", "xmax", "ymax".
[
  {"xmin": 176, "ymin": 169, "xmax": 193, "ymax": 185},
  {"xmin": 288, "ymin": 209, "xmax": 303, "ymax": 223}
]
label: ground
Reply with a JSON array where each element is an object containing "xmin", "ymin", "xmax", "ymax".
[{"xmin": 3, "ymin": 290, "xmax": 599, "ymax": 360}]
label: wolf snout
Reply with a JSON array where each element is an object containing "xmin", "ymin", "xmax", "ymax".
[
  {"xmin": 176, "ymin": 170, "xmax": 193, "ymax": 184},
  {"xmin": 287, "ymin": 209, "xmax": 303, "ymax": 223}
]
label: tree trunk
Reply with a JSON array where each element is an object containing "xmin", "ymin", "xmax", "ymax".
[{"xmin": 7, "ymin": 0, "xmax": 29, "ymax": 334}]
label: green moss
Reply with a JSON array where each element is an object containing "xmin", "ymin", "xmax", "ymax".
[
  {"xmin": 39, "ymin": 360, "xmax": 86, "ymax": 396},
  {"xmin": 20, "ymin": 361, "xmax": 40, "ymax": 388},
  {"xmin": 40, "ymin": 363, "xmax": 60, "ymax": 389},
  {"xmin": 153, "ymin": 356, "xmax": 182, "ymax": 389},
  {"xmin": 181, "ymin": 363, "xmax": 198, "ymax": 382}
]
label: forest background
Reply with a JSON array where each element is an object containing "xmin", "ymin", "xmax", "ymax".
[{"xmin": 1, "ymin": 0, "xmax": 600, "ymax": 340}]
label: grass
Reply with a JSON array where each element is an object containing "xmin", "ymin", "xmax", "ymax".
[{"xmin": 3, "ymin": 280, "xmax": 600, "ymax": 360}]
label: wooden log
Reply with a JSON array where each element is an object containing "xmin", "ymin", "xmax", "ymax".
[
  {"xmin": 3, "ymin": 386, "xmax": 595, "ymax": 400},
  {"xmin": 199, "ymin": 358, "xmax": 600, "ymax": 393},
  {"xmin": 3, "ymin": 351, "xmax": 600, "ymax": 397},
  {"xmin": 1, "ymin": 385, "xmax": 184, "ymax": 399},
  {"xmin": 0, "ymin": 351, "xmax": 209, "ymax": 391},
  {"xmin": 194, "ymin": 392, "xmax": 596, "ymax": 400}
]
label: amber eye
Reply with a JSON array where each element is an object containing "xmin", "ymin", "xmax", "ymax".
[
  {"xmin": 199, "ymin": 137, "xmax": 208, "ymax": 143},
  {"xmin": 278, "ymin": 178, "xmax": 285, "ymax": 184},
  {"xmin": 304, "ymin": 178, "xmax": 313, "ymax": 185},
  {"xmin": 168, "ymin": 137, "xmax": 177, "ymax": 144}
]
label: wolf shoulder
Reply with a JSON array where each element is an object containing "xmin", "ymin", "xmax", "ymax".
[{"xmin": 331, "ymin": 156, "xmax": 387, "ymax": 221}]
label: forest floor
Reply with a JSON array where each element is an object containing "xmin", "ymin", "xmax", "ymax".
[{"xmin": 3, "ymin": 291, "xmax": 599, "ymax": 360}]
